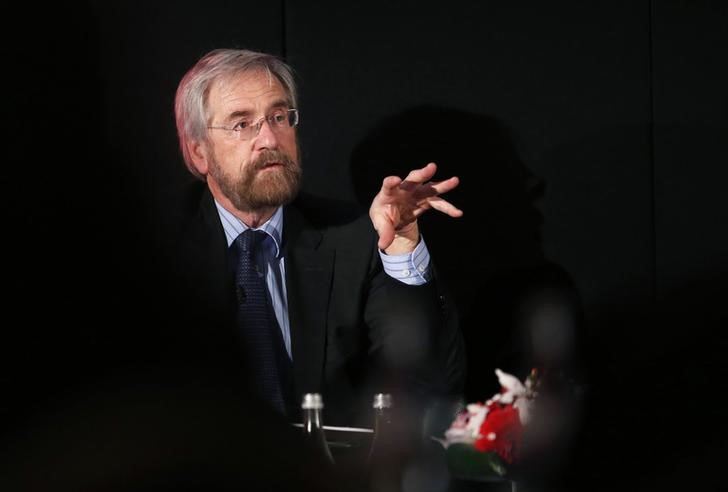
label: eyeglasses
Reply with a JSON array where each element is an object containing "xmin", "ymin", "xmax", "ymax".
[{"xmin": 207, "ymin": 108, "xmax": 299, "ymax": 140}]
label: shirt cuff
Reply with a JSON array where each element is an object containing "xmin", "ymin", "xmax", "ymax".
[{"xmin": 379, "ymin": 236, "xmax": 432, "ymax": 285}]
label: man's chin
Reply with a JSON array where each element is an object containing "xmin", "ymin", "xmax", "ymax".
[{"xmin": 245, "ymin": 180, "xmax": 300, "ymax": 209}]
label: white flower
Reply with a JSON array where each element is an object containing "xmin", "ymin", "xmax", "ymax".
[
  {"xmin": 443, "ymin": 426, "xmax": 471, "ymax": 444},
  {"xmin": 495, "ymin": 368, "xmax": 538, "ymax": 425},
  {"xmin": 495, "ymin": 368, "xmax": 527, "ymax": 405},
  {"xmin": 444, "ymin": 402, "xmax": 490, "ymax": 444},
  {"xmin": 466, "ymin": 403, "xmax": 488, "ymax": 439}
]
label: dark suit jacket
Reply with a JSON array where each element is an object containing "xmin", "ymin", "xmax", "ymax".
[{"xmin": 156, "ymin": 182, "xmax": 466, "ymax": 427}]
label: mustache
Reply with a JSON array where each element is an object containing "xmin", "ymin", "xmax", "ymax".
[{"xmin": 251, "ymin": 150, "xmax": 296, "ymax": 169}]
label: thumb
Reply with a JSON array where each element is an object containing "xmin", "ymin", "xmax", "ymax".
[{"xmin": 371, "ymin": 215, "xmax": 395, "ymax": 251}]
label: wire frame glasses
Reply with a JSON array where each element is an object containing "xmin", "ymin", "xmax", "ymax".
[{"xmin": 207, "ymin": 108, "xmax": 299, "ymax": 140}]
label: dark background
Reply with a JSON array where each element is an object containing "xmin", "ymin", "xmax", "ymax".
[{"xmin": 3, "ymin": 1, "xmax": 726, "ymax": 491}]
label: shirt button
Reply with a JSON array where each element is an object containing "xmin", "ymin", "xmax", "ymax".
[
  {"xmin": 418, "ymin": 264, "xmax": 426, "ymax": 272},
  {"xmin": 402, "ymin": 269, "xmax": 411, "ymax": 277}
]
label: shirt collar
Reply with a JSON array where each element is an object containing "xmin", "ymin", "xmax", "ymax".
[{"xmin": 214, "ymin": 200, "xmax": 283, "ymax": 257}]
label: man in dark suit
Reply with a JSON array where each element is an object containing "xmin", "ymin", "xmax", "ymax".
[{"xmin": 164, "ymin": 48, "xmax": 466, "ymax": 427}]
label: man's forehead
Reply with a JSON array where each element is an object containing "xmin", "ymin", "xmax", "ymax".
[{"xmin": 211, "ymin": 69, "xmax": 287, "ymax": 106}]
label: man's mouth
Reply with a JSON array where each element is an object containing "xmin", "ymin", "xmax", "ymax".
[{"xmin": 258, "ymin": 161, "xmax": 283, "ymax": 170}]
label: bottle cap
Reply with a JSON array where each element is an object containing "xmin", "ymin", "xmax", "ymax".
[
  {"xmin": 372, "ymin": 393, "xmax": 393, "ymax": 409},
  {"xmin": 301, "ymin": 393, "xmax": 324, "ymax": 409}
]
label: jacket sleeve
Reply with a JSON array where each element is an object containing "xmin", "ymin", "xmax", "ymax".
[{"xmin": 364, "ymin": 250, "xmax": 467, "ymax": 403}]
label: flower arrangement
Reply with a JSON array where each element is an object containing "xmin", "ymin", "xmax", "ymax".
[{"xmin": 440, "ymin": 368, "xmax": 540, "ymax": 479}]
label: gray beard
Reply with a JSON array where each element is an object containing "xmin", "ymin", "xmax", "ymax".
[{"xmin": 211, "ymin": 149, "xmax": 302, "ymax": 212}]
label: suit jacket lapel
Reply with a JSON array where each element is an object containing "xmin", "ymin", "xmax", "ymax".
[
  {"xmin": 187, "ymin": 190, "xmax": 234, "ymax": 329},
  {"xmin": 198, "ymin": 192, "xmax": 232, "ymax": 311},
  {"xmin": 283, "ymin": 205, "xmax": 334, "ymax": 398}
]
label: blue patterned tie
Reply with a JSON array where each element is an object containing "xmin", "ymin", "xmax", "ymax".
[{"xmin": 233, "ymin": 229, "xmax": 288, "ymax": 415}]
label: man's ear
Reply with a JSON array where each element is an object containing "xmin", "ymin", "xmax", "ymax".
[{"xmin": 188, "ymin": 139, "xmax": 210, "ymax": 176}]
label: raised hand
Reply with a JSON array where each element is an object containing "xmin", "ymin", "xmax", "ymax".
[{"xmin": 369, "ymin": 162, "xmax": 463, "ymax": 254}]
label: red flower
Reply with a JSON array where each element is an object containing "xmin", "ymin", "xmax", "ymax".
[{"xmin": 473, "ymin": 403, "xmax": 523, "ymax": 463}]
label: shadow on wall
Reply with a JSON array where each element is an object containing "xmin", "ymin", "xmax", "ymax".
[
  {"xmin": 350, "ymin": 106, "xmax": 588, "ymax": 490},
  {"xmin": 350, "ymin": 105, "xmax": 586, "ymax": 394}
]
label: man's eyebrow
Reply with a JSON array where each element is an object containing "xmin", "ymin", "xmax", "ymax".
[{"xmin": 225, "ymin": 109, "xmax": 253, "ymax": 122}]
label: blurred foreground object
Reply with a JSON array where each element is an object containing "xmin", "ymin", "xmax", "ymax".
[
  {"xmin": 0, "ymin": 368, "xmax": 339, "ymax": 492},
  {"xmin": 440, "ymin": 368, "xmax": 584, "ymax": 488}
]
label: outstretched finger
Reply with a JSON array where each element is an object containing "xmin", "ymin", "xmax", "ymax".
[
  {"xmin": 428, "ymin": 176, "xmax": 460, "ymax": 196},
  {"xmin": 426, "ymin": 196, "xmax": 464, "ymax": 218},
  {"xmin": 403, "ymin": 162, "xmax": 438, "ymax": 184},
  {"xmin": 379, "ymin": 175, "xmax": 403, "ymax": 196}
]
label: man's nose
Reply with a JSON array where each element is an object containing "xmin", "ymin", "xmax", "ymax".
[{"xmin": 253, "ymin": 118, "xmax": 279, "ymax": 150}]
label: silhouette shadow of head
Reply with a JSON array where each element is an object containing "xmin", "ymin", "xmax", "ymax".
[
  {"xmin": 350, "ymin": 104, "xmax": 584, "ymax": 393},
  {"xmin": 350, "ymin": 104, "xmax": 587, "ymax": 489},
  {"xmin": 350, "ymin": 105, "xmax": 544, "ymax": 267}
]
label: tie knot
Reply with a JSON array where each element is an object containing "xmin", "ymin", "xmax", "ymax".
[{"xmin": 235, "ymin": 229, "xmax": 268, "ymax": 255}]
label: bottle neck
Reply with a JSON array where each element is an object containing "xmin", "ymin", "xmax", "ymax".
[
  {"xmin": 373, "ymin": 407, "xmax": 392, "ymax": 430},
  {"xmin": 303, "ymin": 408, "xmax": 324, "ymax": 431},
  {"xmin": 301, "ymin": 406, "xmax": 335, "ymax": 464}
]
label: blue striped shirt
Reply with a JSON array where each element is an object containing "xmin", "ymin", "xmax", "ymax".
[{"xmin": 215, "ymin": 201, "xmax": 432, "ymax": 359}]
